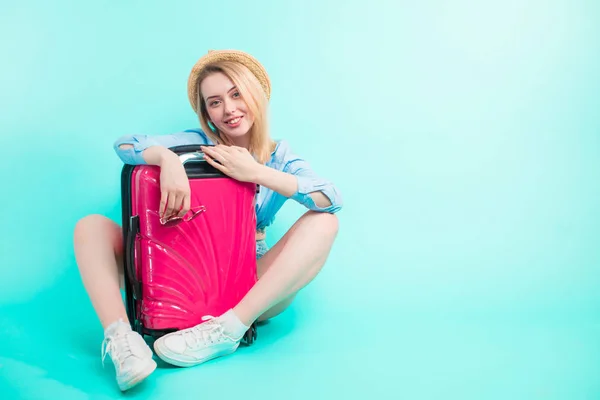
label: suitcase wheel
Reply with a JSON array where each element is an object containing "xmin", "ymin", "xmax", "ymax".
[
  {"xmin": 134, "ymin": 320, "xmax": 143, "ymax": 336},
  {"xmin": 244, "ymin": 323, "xmax": 258, "ymax": 346}
]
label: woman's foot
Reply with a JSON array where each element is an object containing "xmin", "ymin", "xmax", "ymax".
[
  {"xmin": 153, "ymin": 310, "xmax": 248, "ymax": 367},
  {"xmin": 102, "ymin": 319, "xmax": 157, "ymax": 391}
]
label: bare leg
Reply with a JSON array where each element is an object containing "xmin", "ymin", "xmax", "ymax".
[
  {"xmin": 233, "ymin": 211, "xmax": 339, "ymax": 326},
  {"xmin": 252, "ymin": 218, "xmax": 304, "ymax": 321},
  {"xmin": 73, "ymin": 214, "xmax": 128, "ymax": 329}
]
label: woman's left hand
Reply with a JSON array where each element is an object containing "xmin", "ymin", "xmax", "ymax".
[{"xmin": 200, "ymin": 145, "xmax": 262, "ymax": 182}]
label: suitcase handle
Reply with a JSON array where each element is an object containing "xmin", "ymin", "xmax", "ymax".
[
  {"xmin": 126, "ymin": 216, "xmax": 142, "ymax": 300},
  {"xmin": 178, "ymin": 152, "xmax": 207, "ymax": 166},
  {"xmin": 168, "ymin": 144, "xmax": 214, "ymax": 165},
  {"xmin": 168, "ymin": 144, "xmax": 212, "ymax": 154}
]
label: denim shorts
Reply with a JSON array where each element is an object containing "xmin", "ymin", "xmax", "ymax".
[{"xmin": 256, "ymin": 239, "xmax": 269, "ymax": 260}]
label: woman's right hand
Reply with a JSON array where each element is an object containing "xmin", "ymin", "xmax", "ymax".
[{"xmin": 158, "ymin": 153, "xmax": 191, "ymax": 220}]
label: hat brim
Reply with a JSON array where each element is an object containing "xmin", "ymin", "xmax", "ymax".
[{"xmin": 187, "ymin": 50, "xmax": 271, "ymax": 113}]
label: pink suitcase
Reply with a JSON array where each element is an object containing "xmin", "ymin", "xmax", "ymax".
[{"xmin": 120, "ymin": 145, "xmax": 258, "ymax": 344}]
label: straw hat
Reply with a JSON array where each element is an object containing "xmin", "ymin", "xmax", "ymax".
[{"xmin": 187, "ymin": 49, "xmax": 271, "ymax": 113}]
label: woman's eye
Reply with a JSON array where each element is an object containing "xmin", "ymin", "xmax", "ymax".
[
  {"xmin": 210, "ymin": 100, "xmax": 220, "ymax": 106},
  {"xmin": 233, "ymin": 92, "xmax": 240, "ymax": 98}
]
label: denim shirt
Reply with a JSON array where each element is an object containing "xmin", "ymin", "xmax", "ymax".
[{"xmin": 113, "ymin": 128, "xmax": 343, "ymax": 230}]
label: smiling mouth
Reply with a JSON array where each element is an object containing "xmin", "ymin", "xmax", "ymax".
[{"xmin": 225, "ymin": 116, "xmax": 243, "ymax": 125}]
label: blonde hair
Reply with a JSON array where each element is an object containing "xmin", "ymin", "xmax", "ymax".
[{"xmin": 195, "ymin": 61, "xmax": 276, "ymax": 164}]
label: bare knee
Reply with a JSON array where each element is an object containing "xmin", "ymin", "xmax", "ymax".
[
  {"xmin": 74, "ymin": 214, "xmax": 122, "ymax": 251},
  {"xmin": 306, "ymin": 211, "xmax": 339, "ymax": 238},
  {"xmin": 74, "ymin": 214, "xmax": 109, "ymax": 238}
]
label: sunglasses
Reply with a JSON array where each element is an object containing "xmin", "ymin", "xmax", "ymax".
[{"xmin": 159, "ymin": 205, "xmax": 206, "ymax": 227}]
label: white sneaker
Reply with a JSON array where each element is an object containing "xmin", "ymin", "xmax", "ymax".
[
  {"xmin": 101, "ymin": 323, "xmax": 157, "ymax": 391},
  {"xmin": 153, "ymin": 315, "xmax": 242, "ymax": 368}
]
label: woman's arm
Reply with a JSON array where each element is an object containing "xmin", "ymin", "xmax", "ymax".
[
  {"xmin": 114, "ymin": 129, "xmax": 212, "ymax": 219},
  {"xmin": 254, "ymin": 165, "xmax": 333, "ymax": 209},
  {"xmin": 199, "ymin": 142, "xmax": 343, "ymax": 214},
  {"xmin": 113, "ymin": 129, "xmax": 210, "ymax": 165}
]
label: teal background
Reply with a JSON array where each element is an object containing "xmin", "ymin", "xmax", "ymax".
[{"xmin": 1, "ymin": 0, "xmax": 599, "ymax": 398}]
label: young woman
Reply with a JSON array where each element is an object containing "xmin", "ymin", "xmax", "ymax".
[{"xmin": 73, "ymin": 49, "xmax": 342, "ymax": 391}]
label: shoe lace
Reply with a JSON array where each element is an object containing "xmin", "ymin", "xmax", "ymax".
[
  {"xmin": 183, "ymin": 315, "xmax": 238, "ymax": 349},
  {"xmin": 101, "ymin": 333, "xmax": 132, "ymax": 371}
]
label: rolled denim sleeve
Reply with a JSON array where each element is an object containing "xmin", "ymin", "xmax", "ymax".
[
  {"xmin": 280, "ymin": 144, "xmax": 343, "ymax": 214},
  {"xmin": 113, "ymin": 129, "xmax": 211, "ymax": 165}
]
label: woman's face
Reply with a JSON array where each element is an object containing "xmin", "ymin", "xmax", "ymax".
[{"xmin": 201, "ymin": 72, "xmax": 254, "ymax": 141}]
